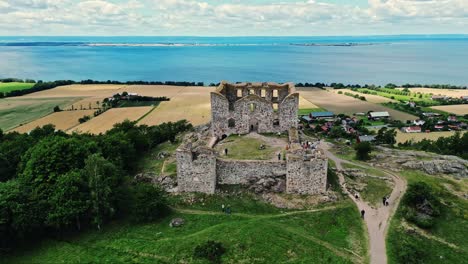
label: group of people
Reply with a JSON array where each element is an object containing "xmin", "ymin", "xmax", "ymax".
[
  {"xmin": 301, "ymin": 140, "xmax": 317, "ymax": 150},
  {"xmin": 382, "ymin": 196, "xmax": 390, "ymax": 206},
  {"xmin": 221, "ymin": 204, "xmax": 231, "ymax": 214}
]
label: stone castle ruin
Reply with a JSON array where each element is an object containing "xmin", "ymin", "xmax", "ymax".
[{"xmin": 176, "ymin": 82, "xmax": 327, "ymax": 195}]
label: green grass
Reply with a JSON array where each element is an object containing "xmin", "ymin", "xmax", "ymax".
[
  {"xmin": 298, "ymin": 107, "xmax": 327, "ymax": 115},
  {"xmin": 136, "ymin": 141, "xmax": 180, "ymax": 176},
  {"xmin": 387, "ymin": 170, "xmax": 468, "ymax": 264},
  {"xmin": 215, "ymin": 135, "xmax": 283, "ymax": 160},
  {"xmin": 0, "ymin": 97, "xmax": 81, "ymax": 131},
  {"xmin": 0, "ymin": 82, "xmax": 34, "ymax": 93},
  {"xmin": 356, "ymin": 88, "xmax": 436, "ymax": 105},
  {"xmin": 3, "ymin": 199, "xmax": 368, "ymax": 264}
]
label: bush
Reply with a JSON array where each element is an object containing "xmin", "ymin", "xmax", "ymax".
[
  {"xmin": 194, "ymin": 240, "xmax": 226, "ymax": 264},
  {"xmin": 53, "ymin": 105, "xmax": 61, "ymax": 112},
  {"xmin": 401, "ymin": 182, "xmax": 441, "ymax": 229},
  {"xmin": 130, "ymin": 183, "xmax": 169, "ymax": 222}
]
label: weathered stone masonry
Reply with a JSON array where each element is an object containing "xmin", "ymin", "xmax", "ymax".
[{"xmin": 176, "ymin": 82, "xmax": 328, "ymax": 195}]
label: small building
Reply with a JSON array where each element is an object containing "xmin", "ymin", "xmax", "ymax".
[
  {"xmin": 354, "ymin": 112, "xmax": 366, "ymax": 116},
  {"xmin": 301, "ymin": 115, "xmax": 313, "ymax": 123},
  {"xmin": 413, "ymin": 120, "xmax": 425, "ymax": 126},
  {"xmin": 422, "ymin": 112, "xmax": 441, "ymax": 118},
  {"xmin": 434, "ymin": 125, "xmax": 444, "ymax": 130},
  {"xmin": 431, "ymin": 95, "xmax": 448, "ymax": 100},
  {"xmin": 409, "ymin": 101, "xmax": 416, "ymax": 108},
  {"xmin": 447, "ymin": 115, "xmax": 457, "ymax": 122},
  {"xmin": 461, "ymin": 96, "xmax": 468, "ymax": 101},
  {"xmin": 368, "ymin": 111, "xmax": 390, "ymax": 120},
  {"xmin": 402, "ymin": 126, "xmax": 422, "ymax": 133},
  {"xmin": 357, "ymin": 135, "xmax": 376, "ymax": 143},
  {"xmin": 310, "ymin": 111, "xmax": 335, "ymax": 120}
]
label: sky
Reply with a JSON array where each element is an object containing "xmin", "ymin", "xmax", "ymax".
[{"xmin": 0, "ymin": 0, "xmax": 467, "ymax": 36}]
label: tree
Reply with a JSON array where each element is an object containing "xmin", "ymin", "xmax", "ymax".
[
  {"xmin": 84, "ymin": 154, "xmax": 119, "ymax": 230},
  {"xmin": 53, "ymin": 105, "xmax": 61, "ymax": 112},
  {"xmin": 47, "ymin": 170, "xmax": 89, "ymax": 231},
  {"xmin": 355, "ymin": 142, "xmax": 372, "ymax": 160},
  {"xmin": 130, "ymin": 183, "xmax": 169, "ymax": 222},
  {"xmin": 194, "ymin": 240, "xmax": 226, "ymax": 264},
  {"xmin": 376, "ymin": 127, "xmax": 397, "ymax": 145}
]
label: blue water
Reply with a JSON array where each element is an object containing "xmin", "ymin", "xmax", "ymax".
[{"xmin": 1, "ymin": 35, "xmax": 467, "ymax": 85}]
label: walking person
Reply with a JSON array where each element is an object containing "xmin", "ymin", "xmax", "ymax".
[
  {"xmin": 221, "ymin": 204, "xmax": 225, "ymax": 213},
  {"xmin": 224, "ymin": 148, "xmax": 228, "ymax": 156},
  {"xmin": 277, "ymin": 152, "xmax": 281, "ymax": 161},
  {"xmin": 382, "ymin": 197, "xmax": 386, "ymax": 206},
  {"xmin": 226, "ymin": 205, "xmax": 231, "ymax": 215},
  {"xmin": 361, "ymin": 209, "xmax": 365, "ymax": 219}
]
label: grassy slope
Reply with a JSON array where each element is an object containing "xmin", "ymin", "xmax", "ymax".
[
  {"xmin": 0, "ymin": 98, "xmax": 81, "ymax": 131},
  {"xmin": 4, "ymin": 197, "xmax": 368, "ymax": 264},
  {"xmin": 387, "ymin": 170, "xmax": 468, "ymax": 264},
  {"xmin": 0, "ymin": 82, "xmax": 34, "ymax": 93},
  {"xmin": 298, "ymin": 107, "xmax": 328, "ymax": 115}
]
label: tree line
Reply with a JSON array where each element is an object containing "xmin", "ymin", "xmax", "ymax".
[
  {"xmin": 0, "ymin": 120, "xmax": 192, "ymax": 252},
  {"xmin": 398, "ymin": 132, "xmax": 468, "ymax": 160}
]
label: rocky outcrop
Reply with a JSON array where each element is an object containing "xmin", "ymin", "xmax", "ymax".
[
  {"xmin": 373, "ymin": 146, "xmax": 468, "ymax": 178},
  {"xmin": 247, "ymin": 175, "xmax": 286, "ymax": 194}
]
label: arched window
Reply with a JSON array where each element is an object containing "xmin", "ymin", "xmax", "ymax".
[
  {"xmin": 250, "ymin": 89, "xmax": 255, "ymax": 95},
  {"xmin": 261, "ymin": 89, "xmax": 266, "ymax": 97},
  {"xmin": 250, "ymin": 103, "xmax": 255, "ymax": 112},
  {"xmin": 228, "ymin": 118, "xmax": 235, "ymax": 128},
  {"xmin": 273, "ymin": 119, "xmax": 280, "ymax": 126}
]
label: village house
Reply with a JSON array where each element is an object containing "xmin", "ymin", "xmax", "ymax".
[
  {"xmin": 431, "ymin": 95, "xmax": 448, "ymax": 100},
  {"xmin": 402, "ymin": 126, "xmax": 422, "ymax": 133},
  {"xmin": 357, "ymin": 135, "xmax": 376, "ymax": 143},
  {"xmin": 309, "ymin": 111, "xmax": 335, "ymax": 120},
  {"xmin": 413, "ymin": 119, "xmax": 425, "ymax": 126},
  {"xmin": 447, "ymin": 115, "xmax": 457, "ymax": 122}
]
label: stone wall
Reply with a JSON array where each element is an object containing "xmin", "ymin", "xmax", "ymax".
[
  {"xmin": 176, "ymin": 146, "xmax": 217, "ymax": 194},
  {"xmin": 217, "ymin": 159, "xmax": 287, "ymax": 185},
  {"xmin": 286, "ymin": 153, "xmax": 328, "ymax": 195}
]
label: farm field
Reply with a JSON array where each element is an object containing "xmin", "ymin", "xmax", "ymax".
[
  {"xmin": 0, "ymin": 82, "xmax": 34, "ymax": 93},
  {"xmin": 20, "ymin": 84, "xmax": 127, "ymax": 98},
  {"xmin": 138, "ymin": 86, "xmax": 214, "ymax": 126},
  {"xmin": 398, "ymin": 88, "xmax": 468, "ymax": 98},
  {"xmin": 0, "ymin": 97, "xmax": 81, "ymax": 131},
  {"xmin": 71, "ymin": 106, "xmax": 153, "ymax": 134},
  {"xmin": 332, "ymin": 89, "xmax": 397, "ymax": 104},
  {"xmin": 431, "ymin": 104, "xmax": 468, "ymax": 115},
  {"xmin": 11, "ymin": 110, "xmax": 95, "ymax": 133},
  {"xmin": 297, "ymin": 87, "xmax": 417, "ymax": 121},
  {"xmin": 395, "ymin": 130, "xmax": 467, "ymax": 144}
]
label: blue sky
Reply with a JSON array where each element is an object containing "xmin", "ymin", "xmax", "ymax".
[{"xmin": 0, "ymin": 0, "xmax": 467, "ymax": 36}]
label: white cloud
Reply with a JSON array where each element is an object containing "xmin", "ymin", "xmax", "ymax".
[{"xmin": 0, "ymin": 0, "xmax": 467, "ymax": 35}]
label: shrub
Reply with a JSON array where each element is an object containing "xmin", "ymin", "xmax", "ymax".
[
  {"xmin": 130, "ymin": 183, "xmax": 169, "ymax": 222},
  {"xmin": 401, "ymin": 182, "xmax": 441, "ymax": 228},
  {"xmin": 53, "ymin": 105, "xmax": 61, "ymax": 112},
  {"xmin": 194, "ymin": 240, "xmax": 226, "ymax": 264}
]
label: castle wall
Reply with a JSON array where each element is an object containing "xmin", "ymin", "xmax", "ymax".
[
  {"xmin": 176, "ymin": 148, "xmax": 217, "ymax": 194},
  {"xmin": 216, "ymin": 159, "xmax": 286, "ymax": 185},
  {"xmin": 286, "ymin": 154, "xmax": 328, "ymax": 194}
]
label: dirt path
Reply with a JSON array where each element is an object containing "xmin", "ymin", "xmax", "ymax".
[{"xmin": 319, "ymin": 141, "xmax": 407, "ymax": 264}]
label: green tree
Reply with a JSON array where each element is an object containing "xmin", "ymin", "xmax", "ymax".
[
  {"xmin": 130, "ymin": 183, "xmax": 169, "ymax": 222},
  {"xmin": 376, "ymin": 127, "xmax": 397, "ymax": 145},
  {"xmin": 84, "ymin": 154, "xmax": 119, "ymax": 230},
  {"xmin": 354, "ymin": 142, "xmax": 372, "ymax": 160},
  {"xmin": 47, "ymin": 170, "xmax": 89, "ymax": 231}
]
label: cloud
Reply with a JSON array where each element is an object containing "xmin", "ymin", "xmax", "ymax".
[{"xmin": 0, "ymin": 0, "xmax": 467, "ymax": 35}]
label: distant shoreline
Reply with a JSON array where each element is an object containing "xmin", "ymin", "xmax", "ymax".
[{"xmin": 0, "ymin": 42, "xmax": 386, "ymax": 47}]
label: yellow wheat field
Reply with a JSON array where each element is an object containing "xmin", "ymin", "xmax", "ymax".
[
  {"xmin": 20, "ymin": 84, "xmax": 127, "ymax": 99},
  {"xmin": 396, "ymin": 130, "xmax": 467, "ymax": 143},
  {"xmin": 71, "ymin": 106, "xmax": 153, "ymax": 134},
  {"xmin": 431, "ymin": 105, "xmax": 468, "ymax": 115},
  {"xmin": 299, "ymin": 95, "xmax": 319, "ymax": 109},
  {"xmin": 12, "ymin": 110, "xmax": 95, "ymax": 133},
  {"xmin": 138, "ymin": 86, "xmax": 214, "ymax": 126},
  {"xmin": 397, "ymin": 88, "xmax": 468, "ymax": 98},
  {"xmin": 297, "ymin": 87, "xmax": 417, "ymax": 121}
]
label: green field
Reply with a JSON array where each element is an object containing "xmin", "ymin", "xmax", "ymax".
[
  {"xmin": 0, "ymin": 97, "xmax": 80, "ymax": 131},
  {"xmin": 387, "ymin": 170, "xmax": 468, "ymax": 264},
  {"xmin": 3, "ymin": 196, "xmax": 368, "ymax": 264},
  {"xmin": 0, "ymin": 82, "xmax": 35, "ymax": 93},
  {"xmin": 356, "ymin": 88, "xmax": 437, "ymax": 105},
  {"xmin": 298, "ymin": 107, "xmax": 328, "ymax": 115}
]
